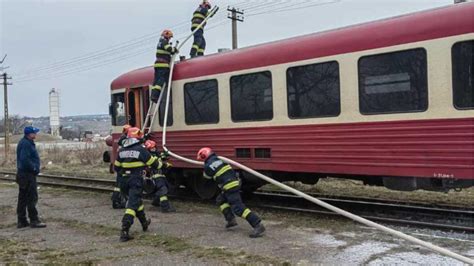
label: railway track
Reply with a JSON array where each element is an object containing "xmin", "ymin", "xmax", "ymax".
[{"xmin": 1, "ymin": 171, "xmax": 472, "ymax": 232}]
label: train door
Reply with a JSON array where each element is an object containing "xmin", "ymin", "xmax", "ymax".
[{"xmin": 125, "ymin": 88, "xmax": 142, "ymax": 128}]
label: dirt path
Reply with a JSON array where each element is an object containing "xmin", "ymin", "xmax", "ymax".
[{"xmin": 0, "ymin": 182, "xmax": 472, "ymax": 265}]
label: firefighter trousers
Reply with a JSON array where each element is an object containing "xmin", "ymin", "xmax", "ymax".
[
  {"xmin": 190, "ymin": 29, "xmax": 206, "ymax": 58},
  {"xmin": 216, "ymin": 189, "xmax": 261, "ymax": 228},
  {"xmin": 121, "ymin": 176, "xmax": 148, "ymax": 230},
  {"xmin": 112, "ymin": 174, "xmax": 126, "ymax": 209},
  {"xmin": 151, "ymin": 67, "xmax": 170, "ymax": 103}
]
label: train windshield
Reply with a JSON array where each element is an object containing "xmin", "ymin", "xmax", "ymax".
[{"xmin": 111, "ymin": 93, "xmax": 126, "ymax": 126}]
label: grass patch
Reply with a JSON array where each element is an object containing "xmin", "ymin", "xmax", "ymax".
[{"xmin": 0, "ymin": 237, "xmax": 94, "ymax": 265}]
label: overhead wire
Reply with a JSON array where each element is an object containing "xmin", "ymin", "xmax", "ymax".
[
  {"xmin": 14, "ymin": 16, "xmax": 231, "ymax": 83},
  {"xmin": 13, "ymin": 1, "xmax": 278, "ymax": 80},
  {"xmin": 14, "ymin": 0, "xmax": 340, "ymax": 82}
]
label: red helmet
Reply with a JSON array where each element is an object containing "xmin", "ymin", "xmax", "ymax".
[
  {"xmin": 127, "ymin": 127, "xmax": 144, "ymax": 139},
  {"xmin": 144, "ymin": 140, "xmax": 156, "ymax": 150},
  {"xmin": 201, "ymin": 0, "xmax": 211, "ymax": 8},
  {"xmin": 122, "ymin": 124, "xmax": 131, "ymax": 134},
  {"xmin": 197, "ymin": 147, "xmax": 213, "ymax": 161},
  {"xmin": 161, "ymin": 29, "xmax": 174, "ymax": 39}
]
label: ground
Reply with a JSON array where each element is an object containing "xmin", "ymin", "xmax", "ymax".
[{"xmin": 0, "ymin": 182, "xmax": 472, "ymax": 265}]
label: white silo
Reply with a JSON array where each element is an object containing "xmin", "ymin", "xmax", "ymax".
[{"xmin": 49, "ymin": 88, "xmax": 60, "ymax": 137}]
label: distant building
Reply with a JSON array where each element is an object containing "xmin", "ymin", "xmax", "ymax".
[{"xmin": 49, "ymin": 88, "xmax": 60, "ymax": 137}]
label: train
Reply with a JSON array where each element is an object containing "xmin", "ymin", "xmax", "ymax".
[{"xmin": 106, "ymin": 3, "xmax": 474, "ymax": 199}]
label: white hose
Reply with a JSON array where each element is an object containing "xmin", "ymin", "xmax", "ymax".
[{"xmin": 158, "ymin": 7, "xmax": 474, "ymax": 265}]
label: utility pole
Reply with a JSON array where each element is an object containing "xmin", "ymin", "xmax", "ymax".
[
  {"xmin": 1, "ymin": 72, "xmax": 12, "ymax": 161},
  {"xmin": 227, "ymin": 6, "xmax": 244, "ymax": 49}
]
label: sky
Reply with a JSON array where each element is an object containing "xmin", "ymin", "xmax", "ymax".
[{"xmin": 0, "ymin": 0, "xmax": 454, "ymax": 117}]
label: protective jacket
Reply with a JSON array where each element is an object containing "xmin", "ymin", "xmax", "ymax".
[
  {"xmin": 114, "ymin": 138, "xmax": 162, "ymax": 176},
  {"xmin": 203, "ymin": 154, "xmax": 240, "ymax": 192},
  {"xmin": 191, "ymin": 6, "xmax": 209, "ymax": 30},
  {"xmin": 155, "ymin": 37, "xmax": 177, "ymax": 68}
]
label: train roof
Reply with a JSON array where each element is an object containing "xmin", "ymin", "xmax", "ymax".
[{"xmin": 111, "ymin": 3, "xmax": 474, "ymax": 90}]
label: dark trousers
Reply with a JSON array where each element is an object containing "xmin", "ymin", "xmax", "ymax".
[
  {"xmin": 151, "ymin": 176, "xmax": 171, "ymax": 210},
  {"xmin": 112, "ymin": 174, "xmax": 126, "ymax": 209},
  {"xmin": 16, "ymin": 172, "xmax": 39, "ymax": 223},
  {"xmin": 121, "ymin": 176, "xmax": 147, "ymax": 230},
  {"xmin": 151, "ymin": 67, "xmax": 170, "ymax": 103},
  {"xmin": 190, "ymin": 29, "xmax": 206, "ymax": 57},
  {"xmin": 216, "ymin": 189, "xmax": 261, "ymax": 228}
]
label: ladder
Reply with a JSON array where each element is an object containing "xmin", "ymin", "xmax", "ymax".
[{"xmin": 142, "ymin": 6, "xmax": 219, "ymax": 134}]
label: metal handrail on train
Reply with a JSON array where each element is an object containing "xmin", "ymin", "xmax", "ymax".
[{"xmin": 156, "ymin": 10, "xmax": 473, "ymax": 265}]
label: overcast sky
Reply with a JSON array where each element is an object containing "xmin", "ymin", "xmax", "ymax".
[{"xmin": 0, "ymin": 0, "xmax": 453, "ymax": 117}]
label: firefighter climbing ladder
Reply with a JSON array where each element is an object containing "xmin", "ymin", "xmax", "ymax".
[
  {"xmin": 142, "ymin": 6, "xmax": 219, "ymax": 134},
  {"xmin": 154, "ymin": 10, "xmax": 473, "ymax": 263}
]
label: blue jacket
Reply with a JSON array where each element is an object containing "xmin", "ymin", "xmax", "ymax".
[{"xmin": 16, "ymin": 136, "xmax": 40, "ymax": 174}]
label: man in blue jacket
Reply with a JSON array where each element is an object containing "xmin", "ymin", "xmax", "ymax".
[{"xmin": 16, "ymin": 126, "xmax": 46, "ymax": 228}]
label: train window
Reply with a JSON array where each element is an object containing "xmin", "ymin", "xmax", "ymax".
[
  {"xmin": 452, "ymin": 40, "xmax": 474, "ymax": 109},
  {"xmin": 287, "ymin": 61, "xmax": 340, "ymax": 118},
  {"xmin": 184, "ymin": 80, "xmax": 219, "ymax": 125},
  {"xmin": 111, "ymin": 93, "xmax": 126, "ymax": 126},
  {"xmin": 255, "ymin": 148, "xmax": 271, "ymax": 159},
  {"xmin": 358, "ymin": 48, "xmax": 428, "ymax": 115},
  {"xmin": 236, "ymin": 148, "xmax": 251, "ymax": 158},
  {"xmin": 230, "ymin": 71, "xmax": 273, "ymax": 122},
  {"xmin": 159, "ymin": 89, "xmax": 173, "ymax": 126}
]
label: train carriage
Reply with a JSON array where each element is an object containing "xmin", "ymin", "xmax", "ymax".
[{"xmin": 107, "ymin": 3, "xmax": 474, "ymax": 198}]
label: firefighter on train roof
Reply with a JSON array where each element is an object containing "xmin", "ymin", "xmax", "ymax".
[
  {"xmin": 197, "ymin": 147, "xmax": 266, "ymax": 238},
  {"xmin": 190, "ymin": 0, "xmax": 213, "ymax": 58},
  {"xmin": 151, "ymin": 29, "xmax": 179, "ymax": 104},
  {"xmin": 143, "ymin": 140, "xmax": 176, "ymax": 213},
  {"xmin": 114, "ymin": 127, "xmax": 167, "ymax": 242}
]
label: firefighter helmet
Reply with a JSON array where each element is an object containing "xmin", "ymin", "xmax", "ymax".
[
  {"xmin": 122, "ymin": 124, "xmax": 132, "ymax": 134},
  {"xmin": 201, "ymin": 0, "xmax": 211, "ymax": 8},
  {"xmin": 161, "ymin": 29, "xmax": 174, "ymax": 39},
  {"xmin": 197, "ymin": 147, "xmax": 213, "ymax": 161},
  {"xmin": 127, "ymin": 127, "xmax": 144, "ymax": 139},
  {"xmin": 144, "ymin": 140, "xmax": 156, "ymax": 150}
]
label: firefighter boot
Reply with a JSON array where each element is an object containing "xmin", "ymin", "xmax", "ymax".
[
  {"xmin": 120, "ymin": 214, "xmax": 134, "ymax": 242},
  {"xmin": 249, "ymin": 223, "xmax": 266, "ymax": 238},
  {"xmin": 141, "ymin": 218, "xmax": 151, "ymax": 232},
  {"xmin": 160, "ymin": 198, "xmax": 176, "ymax": 213},
  {"xmin": 120, "ymin": 229, "xmax": 133, "ymax": 242},
  {"xmin": 225, "ymin": 218, "xmax": 238, "ymax": 229},
  {"xmin": 137, "ymin": 211, "xmax": 151, "ymax": 232}
]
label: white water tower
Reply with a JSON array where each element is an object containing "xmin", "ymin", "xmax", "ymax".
[{"xmin": 49, "ymin": 88, "xmax": 60, "ymax": 137}]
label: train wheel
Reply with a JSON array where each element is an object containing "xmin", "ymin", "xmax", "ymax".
[{"xmin": 191, "ymin": 176, "xmax": 218, "ymax": 199}]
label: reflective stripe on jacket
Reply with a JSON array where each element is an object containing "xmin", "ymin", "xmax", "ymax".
[{"xmin": 191, "ymin": 6, "xmax": 209, "ymax": 30}]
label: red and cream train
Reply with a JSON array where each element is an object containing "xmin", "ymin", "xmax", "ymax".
[{"xmin": 107, "ymin": 3, "xmax": 474, "ymax": 198}]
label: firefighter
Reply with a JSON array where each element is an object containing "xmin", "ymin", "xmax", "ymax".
[
  {"xmin": 112, "ymin": 124, "xmax": 131, "ymax": 209},
  {"xmin": 151, "ymin": 30, "xmax": 178, "ymax": 103},
  {"xmin": 190, "ymin": 1, "xmax": 212, "ymax": 58},
  {"xmin": 197, "ymin": 147, "xmax": 266, "ymax": 238},
  {"xmin": 144, "ymin": 140, "xmax": 176, "ymax": 213},
  {"xmin": 114, "ymin": 127, "xmax": 165, "ymax": 242}
]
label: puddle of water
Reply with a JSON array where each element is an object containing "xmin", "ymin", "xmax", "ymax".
[
  {"xmin": 311, "ymin": 234, "xmax": 347, "ymax": 248},
  {"xmin": 333, "ymin": 241, "xmax": 396, "ymax": 265},
  {"xmin": 368, "ymin": 251, "xmax": 464, "ymax": 266},
  {"xmin": 466, "ymin": 249, "xmax": 474, "ymax": 256}
]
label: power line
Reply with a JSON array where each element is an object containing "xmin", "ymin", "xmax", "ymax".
[
  {"xmin": 12, "ymin": 4, "xmax": 242, "ymax": 78},
  {"xmin": 14, "ymin": 1, "xmax": 340, "ymax": 83},
  {"xmin": 15, "ymin": 18, "xmax": 231, "ymax": 83},
  {"xmin": 247, "ymin": 0, "xmax": 340, "ymax": 17}
]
